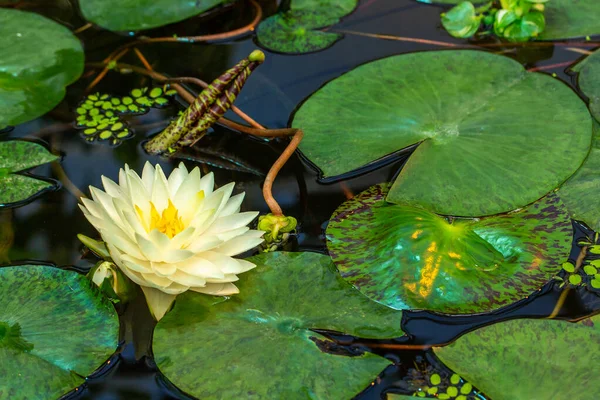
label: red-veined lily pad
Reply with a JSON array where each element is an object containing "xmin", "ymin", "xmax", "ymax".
[
  {"xmin": 326, "ymin": 184, "xmax": 572, "ymax": 314},
  {"xmin": 0, "ymin": 265, "xmax": 119, "ymax": 399},
  {"xmin": 0, "ymin": 9, "xmax": 84, "ymax": 129},
  {"xmin": 0, "ymin": 141, "xmax": 59, "ymax": 207},
  {"xmin": 79, "ymin": 0, "xmax": 230, "ymax": 31},
  {"xmin": 153, "ymin": 252, "xmax": 404, "ymax": 399},
  {"xmin": 292, "ymin": 50, "xmax": 591, "ymax": 217},
  {"xmin": 434, "ymin": 314, "xmax": 600, "ymax": 400}
]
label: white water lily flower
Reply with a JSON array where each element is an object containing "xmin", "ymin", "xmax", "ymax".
[{"xmin": 79, "ymin": 162, "xmax": 264, "ymax": 320}]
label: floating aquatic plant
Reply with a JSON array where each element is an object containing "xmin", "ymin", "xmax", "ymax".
[
  {"xmin": 0, "ymin": 265, "xmax": 118, "ymax": 399},
  {"xmin": 256, "ymin": 0, "xmax": 358, "ymax": 54},
  {"xmin": 0, "ymin": 8, "xmax": 84, "ymax": 129},
  {"xmin": 78, "ymin": 0, "xmax": 230, "ymax": 31},
  {"xmin": 75, "ymin": 86, "xmax": 175, "ymax": 145},
  {"xmin": 441, "ymin": 0, "xmax": 547, "ymax": 42},
  {"xmin": 293, "ymin": 50, "xmax": 591, "ymax": 217},
  {"xmin": 326, "ymin": 184, "xmax": 572, "ymax": 314},
  {"xmin": 79, "ymin": 162, "xmax": 264, "ymax": 320},
  {"xmin": 434, "ymin": 314, "xmax": 600, "ymax": 400},
  {"xmin": 0, "ymin": 141, "xmax": 59, "ymax": 207},
  {"xmin": 153, "ymin": 252, "xmax": 404, "ymax": 399}
]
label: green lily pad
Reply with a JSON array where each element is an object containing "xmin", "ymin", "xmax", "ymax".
[
  {"xmin": 559, "ymin": 121, "xmax": 600, "ymax": 231},
  {"xmin": 434, "ymin": 314, "xmax": 600, "ymax": 400},
  {"xmin": 256, "ymin": 0, "xmax": 357, "ymax": 54},
  {"xmin": 0, "ymin": 141, "xmax": 59, "ymax": 207},
  {"xmin": 292, "ymin": 50, "xmax": 591, "ymax": 217},
  {"xmin": 154, "ymin": 252, "xmax": 403, "ymax": 399},
  {"xmin": 0, "ymin": 9, "xmax": 84, "ymax": 129},
  {"xmin": 79, "ymin": 0, "xmax": 229, "ymax": 31},
  {"xmin": 0, "ymin": 265, "xmax": 119, "ymax": 399},
  {"xmin": 539, "ymin": 0, "xmax": 600, "ymax": 40},
  {"xmin": 572, "ymin": 50, "xmax": 600, "ymax": 123},
  {"xmin": 326, "ymin": 184, "xmax": 572, "ymax": 314}
]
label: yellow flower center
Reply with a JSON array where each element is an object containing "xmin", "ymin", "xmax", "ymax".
[{"xmin": 136, "ymin": 199, "xmax": 185, "ymax": 239}]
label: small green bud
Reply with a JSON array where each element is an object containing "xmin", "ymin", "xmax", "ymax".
[
  {"xmin": 258, "ymin": 213, "xmax": 297, "ymax": 242},
  {"xmin": 87, "ymin": 261, "xmax": 137, "ymax": 304},
  {"xmin": 77, "ymin": 233, "xmax": 111, "ymax": 260}
]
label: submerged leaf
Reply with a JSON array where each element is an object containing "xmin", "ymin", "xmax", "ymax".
[
  {"xmin": 326, "ymin": 184, "xmax": 572, "ymax": 314},
  {"xmin": 154, "ymin": 252, "xmax": 403, "ymax": 399},
  {"xmin": 0, "ymin": 141, "xmax": 59, "ymax": 207},
  {"xmin": 434, "ymin": 315, "xmax": 600, "ymax": 400},
  {"xmin": 79, "ymin": 0, "xmax": 229, "ymax": 31},
  {"xmin": 256, "ymin": 0, "xmax": 357, "ymax": 54},
  {"xmin": 292, "ymin": 50, "xmax": 591, "ymax": 217},
  {"xmin": 0, "ymin": 9, "xmax": 84, "ymax": 129},
  {"xmin": 0, "ymin": 265, "xmax": 119, "ymax": 399}
]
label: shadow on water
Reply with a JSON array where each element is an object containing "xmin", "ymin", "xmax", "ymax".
[{"xmin": 1, "ymin": 0, "xmax": 599, "ymax": 398}]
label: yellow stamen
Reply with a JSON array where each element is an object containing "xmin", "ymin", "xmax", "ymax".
[{"xmin": 148, "ymin": 200, "xmax": 185, "ymax": 238}]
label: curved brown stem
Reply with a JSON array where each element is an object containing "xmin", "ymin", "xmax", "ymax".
[
  {"xmin": 84, "ymin": 61, "xmax": 300, "ymax": 216},
  {"xmin": 102, "ymin": 0, "xmax": 262, "ymax": 65},
  {"xmin": 263, "ymin": 129, "xmax": 303, "ymax": 216},
  {"xmin": 86, "ymin": 48, "xmax": 130, "ymax": 92},
  {"xmin": 527, "ymin": 61, "xmax": 574, "ymax": 72},
  {"xmin": 74, "ymin": 22, "xmax": 93, "ymax": 34},
  {"xmin": 548, "ymin": 246, "xmax": 588, "ymax": 319}
]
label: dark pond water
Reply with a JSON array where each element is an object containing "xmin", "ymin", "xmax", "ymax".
[{"xmin": 2, "ymin": 0, "xmax": 600, "ymax": 398}]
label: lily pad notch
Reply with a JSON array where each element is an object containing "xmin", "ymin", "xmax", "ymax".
[
  {"xmin": 256, "ymin": 0, "xmax": 359, "ymax": 54},
  {"xmin": 292, "ymin": 50, "xmax": 592, "ymax": 217},
  {"xmin": 0, "ymin": 140, "xmax": 60, "ymax": 207},
  {"xmin": 153, "ymin": 252, "xmax": 404, "ymax": 400}
]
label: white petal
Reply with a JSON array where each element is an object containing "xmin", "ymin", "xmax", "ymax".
[
  {"xmin": 211, "ymin": 182, "xmax": 235, "ymax": 215},
  {"xmin": 151, "ymin": 261, "xmax": 178, "ymax": 277},
  {"xmin": 198, "ymin": 171, "xmax": 214, "ymax": 196},
  {"xmin": 178, "ymin": 257, "xmax": 225, "ymax": 279},
  {"xmin": 140, "ymin": 286, "xmax": 177, "ymax": 321},
  {"xmin": 126, "ymin": 170, "xmax": 151, "ymax": 222},
  {"xmin": 214, "ymin": 231, "xmax": 264, "ymax": 256},
  {"xmin": 118, "ymin": 168, "xmax": 128, "ymax": 190},
  {"xmin": 207, "ymin": 212, "xmax": 258, "ymax": 234},
  {"xmin": 161, "ymin": 281, "xmax": 190, "ymax": 295},
  {"xmin": 174, "ymin": 167, "xmax": 201, "ymax": 216},
  {"xmin": 141, "ymin": 162, "xmax": 155, "ymax": 194},
  {"xmin": 167, "ymin": 163, "xmax": 188, "ymax": 196},
  {"xmin": 169, "ymin": 226, "xmax": 196, "ymax": 250},
  {"xmin": 141, "ymin": 272, "xmax": 173, "ymax": 288},
  {"xmin": 90, "ymin": 187, "xmax": 124, "ymax": 230},
  {"xmin": 135, "ymin": 232, "xmax": 163, "ymax": 262},
  {"xmin": 120, "ymin": 208, "xmax": 148, "ymax": 237},
  {"xmin": 151, "ymin": 164, "xmax": 170, "ymax": 212},
  {"xmin": 80, "ymin": 198, "xmax": 104, "ymax": 219},
  {"xmin": 191, "ymin": 282, "xmax": 239, "ymax": 296},
  {"xmin": 107, "ymin": 244, "xmax": 147, "ymax": 286},
  {"xmin": 201, "ymin": 251, "xmax": 257, "ymax": 274},
  {"xmin": 169, "ymin": 270, "xmax": 208, "ymax": 287},
  {"xmin": 216, "ymin": 227, "xmax": 249, "ymax": 242},
  {"xmin": 186, "ymin": 235, "xmax": 223, "ymax": 253},
  {"xmin": 101, "ymin": 175, "xmax": 123, "ymax": 198},
  {"xmin": 219, "ymin": 192, "xmax": 245, "ymax": 217},
  {"xmin": 120, "ymin": 254, "xmax": 153, "ymax": 273}
]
